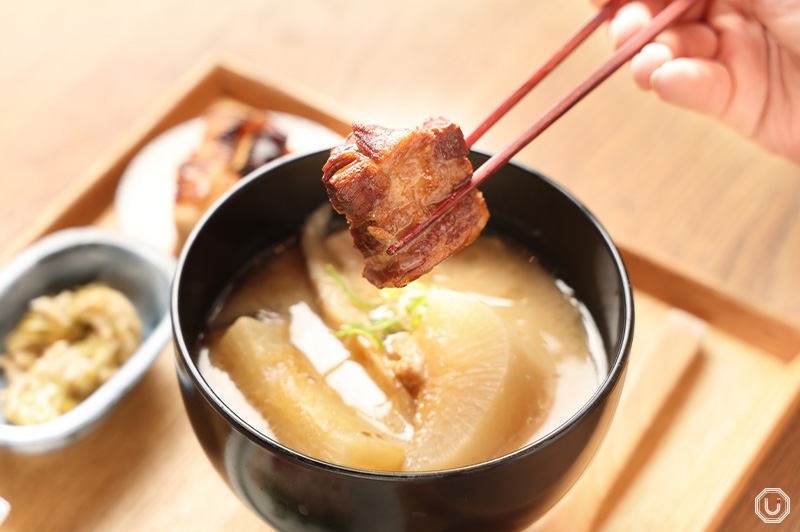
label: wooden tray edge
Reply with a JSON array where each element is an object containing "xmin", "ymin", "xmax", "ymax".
[
  {"xmin": 619, "ymin": 239, "xmax": 800, "ymax": 360},
  {"xmin": 700, "ymin": 353, "xmax": 800, "ymax": 531},
  {"xmin": 0, "ymin": 58, "xmax": 224, "ymax": 266},
  {"xmin": 4, "ymin": 57, "xmax": 800, "ymax": 531},
  {"xmin": 4, "ymin": 57, "xmax": 799, "ymax": 359},
  {"xmin": 0, "ymin": 56, "xmax": 359, "ymax": 267}
]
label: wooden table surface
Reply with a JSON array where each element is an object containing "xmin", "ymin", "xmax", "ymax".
[{"xmin": 1, "ymin": 1, "xmax": 798, "ymax": 530}]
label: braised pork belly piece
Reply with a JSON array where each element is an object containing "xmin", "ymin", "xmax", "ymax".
[
  {"xmin": 322, "ymin": 118, "xmax": 489, "ymax": 288},
  {"xmin": 174, "ymin": 102, "xmax": 288, "ymax": 251}
]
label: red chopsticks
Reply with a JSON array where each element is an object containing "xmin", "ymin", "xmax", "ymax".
[
  {"xmin": 465, "ymin": 0, "xmax": 623, "ymax": 149},
  {"xmin": 387, "ymin": 0, "xmax": 700, "ymax": 256}
]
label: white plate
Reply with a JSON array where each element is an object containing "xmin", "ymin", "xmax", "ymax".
[{"xmin": 114, "ymin": 111, "xmax": 344, "ymax": 254}]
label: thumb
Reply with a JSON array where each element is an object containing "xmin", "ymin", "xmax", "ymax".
[{"xmin": 650, "ymin": 57, "xmax": 732, "ymax": 117}]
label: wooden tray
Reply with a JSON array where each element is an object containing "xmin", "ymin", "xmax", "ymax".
[{"xmin": 2, "ymin": 59, "xmax": 800, "ymax": 532}]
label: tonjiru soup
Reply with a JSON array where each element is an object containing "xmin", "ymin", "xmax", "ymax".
[{"xmin": 198, "ymin": 205, "xmax": 607, "ymax": 472}]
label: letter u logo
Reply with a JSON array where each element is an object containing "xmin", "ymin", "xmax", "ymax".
[
  {"xmin": 755, "ymin": 488, "xmax": 790, "ymax": 523},
  {"xmin": 763, "ymin": 498, "xmax": 782, "ymax": 516}
]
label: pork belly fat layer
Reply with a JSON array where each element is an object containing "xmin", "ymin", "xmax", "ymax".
[{"xmin": 321, "ymin": 118, "xmax": 489, "ymax": 288}]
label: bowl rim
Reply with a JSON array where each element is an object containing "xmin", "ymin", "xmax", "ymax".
[
  {"xmin": 172, "ymin": 148, "xmax": 634, "ymax": 480},
  {"xmin": 0, "ymin": 227, "xmax": 176, "ymax": 453}
]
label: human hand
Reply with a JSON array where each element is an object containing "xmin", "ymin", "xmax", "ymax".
[{"xmin": 592, "ymin": 0, "xmax": 800, "ymax": 163}]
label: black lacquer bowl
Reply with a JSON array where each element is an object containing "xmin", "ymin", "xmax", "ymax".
[{"xmin": 171, "ymin": 150, "xmax": 634, "ymax": 532}]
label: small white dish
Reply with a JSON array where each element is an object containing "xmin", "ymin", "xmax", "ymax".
[
  {"xmin": 114, "ymin": 111, "xmax": 343, "ymax": 254},
  {"xmin": 0, "ymin": 227, "xmax": 175, "ymax": 453}
]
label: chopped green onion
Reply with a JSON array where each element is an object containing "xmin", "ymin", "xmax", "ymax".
[
  {"xmin": 405, "ymin": 294, "xmax": 427, "ymax": 314},
  {"xmin": 325, "ymin": 264, "xmax": 378, "ymax": 308},
  {"xmin": 331, "ymin": 282, "xmax": 429, "ymax": 351},
  {"xmin": 333, "ymin": 316, "xmax": 402, "ymax": 349},
  {"xmin": 334, "ymin": 324, "xmax": 385, "ymax": 349},
  {"xmin": 363, "ymin": 316, "xmax": 402, "ymax": 335}
]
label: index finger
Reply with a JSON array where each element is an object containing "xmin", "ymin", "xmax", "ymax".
[
  {"xmin": 590, "ymin": 0, "xmax": 706, "ymax": 48},
  {"xmin": 608, "ymin": 0, "xmax": 668, "ymax": 47}
]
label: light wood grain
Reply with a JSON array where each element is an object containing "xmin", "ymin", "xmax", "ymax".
[
  {"xmin": 531, "ymin": 309, "xmax": 705, "ymax": 531},
  {"xmin": 0, "ymin": 61, "xmax": 354, "ymax": 266},
  {"xmin": 619, "ymin": 242, "xmax": 800, "ymax": 360},
  {"xmin": 710, "ymin": 389, "xmax": 800, "ymax": 531},
  {"xmin": 580, "ymin": 293, "xmax": 800, "ymax": 532},
  {"xmin": 2, "ymin": 0, "xmax": 799, "ymax": 323},
  {"xmin": 0, "ymin": 350, "xmax": 268, "ymax": 532},
  {"xmin": 1, "ymin": 1, "xmax": 800, "ymax": 530}
]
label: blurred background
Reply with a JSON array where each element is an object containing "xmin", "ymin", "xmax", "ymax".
[
  {"xmin": 1, "ymin": 0, "xmax": 797, "ymax": 323},
  {"xmin": 1, "ymin": 1, "xmax": 800, "ymax": 531}
]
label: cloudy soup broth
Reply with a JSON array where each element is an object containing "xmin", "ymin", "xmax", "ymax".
[{"xmin": 199, "ymin": 205, "xmax": 607, "ymax": 472}]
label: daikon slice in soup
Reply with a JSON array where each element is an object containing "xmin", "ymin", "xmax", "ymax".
[{"xmin": 198, "ymin": 205, "xmax": 606, "ymax": 472}]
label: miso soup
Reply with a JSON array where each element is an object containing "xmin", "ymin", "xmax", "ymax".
[{"xmin": 199, "ymin": 205, "xmax": 606, "ymax": 472}]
